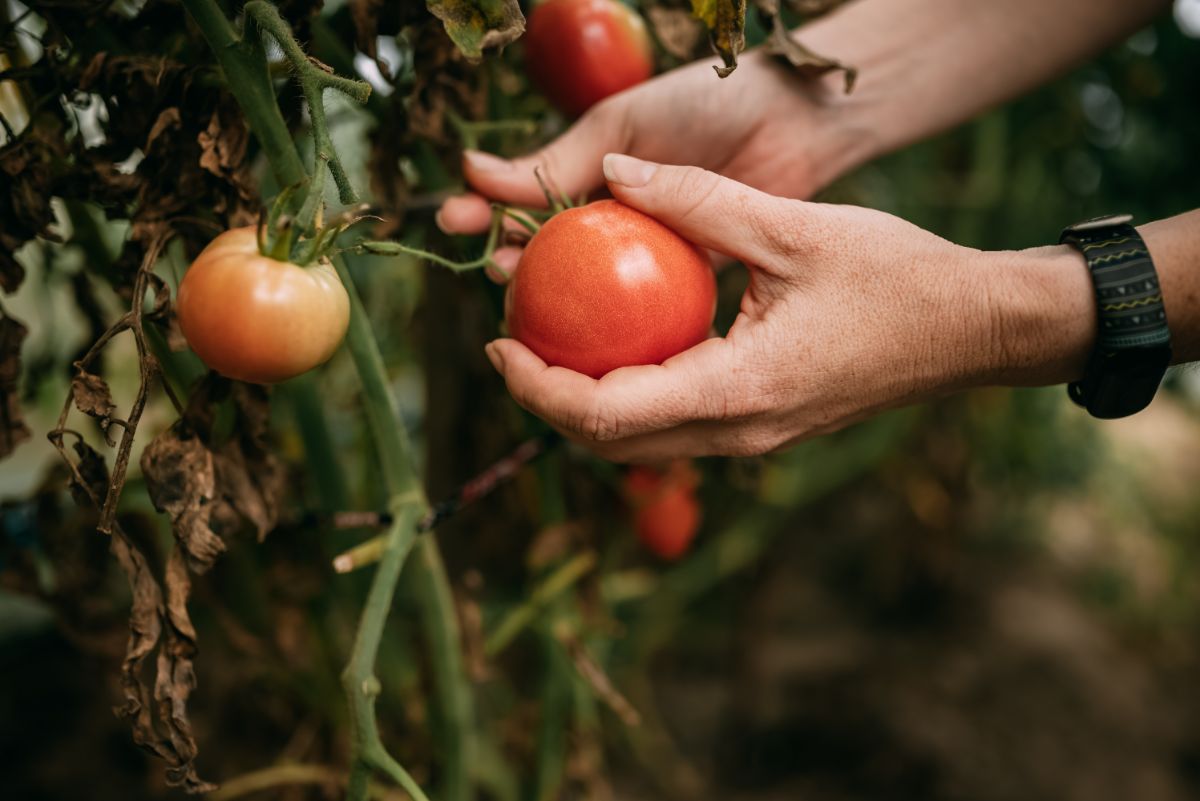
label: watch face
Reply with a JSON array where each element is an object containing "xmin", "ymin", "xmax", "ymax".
[{"xmin": 1066, "ymin": 213, "xmax": 1134, "ymax": 232}]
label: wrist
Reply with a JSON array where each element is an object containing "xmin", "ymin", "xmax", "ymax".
[{"xmin": 975, "ymin": 244, "xmax": 1097, "ymax": 387}]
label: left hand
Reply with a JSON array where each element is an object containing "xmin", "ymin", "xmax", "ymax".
[{"xmin": 484, "ymin": 154, "xmax": 1093, "ymax": 461}]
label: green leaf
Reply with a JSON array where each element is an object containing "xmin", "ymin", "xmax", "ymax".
[
  {"xmin": 426, "ymin": 0, "xmax": 526, "ymax": 61},
  {"xmin": 691, "ymin": 0, "xmax": 746, "ymax": 77}
]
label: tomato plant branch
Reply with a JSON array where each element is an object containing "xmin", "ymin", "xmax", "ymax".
[
  {"xmin": 357, "ymin": 203, "xmax": 509, "ymax": 272},
  {"xmin": 180, "ymin": 0, "xmax": 307, "ymax": 190},
  {"xmin": 485, "ymin": 551, "xmax": 597, "ymax": 656},
  {"xmin": 242, "ymin": 0, "xmax": 370, "ymax": 205},
  {"xmin": 181, "ymin": 2, "xmax": 472, "ymax": 799}
]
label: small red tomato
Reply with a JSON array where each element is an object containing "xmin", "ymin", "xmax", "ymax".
[
  {"xmin": 624, "ymin": 460, "xmax": 702, "ymax": 560},
  {"xmin": 505, "ymin": 200, "xmax": 716, "ymax": 379},
  {"xmin": 176, "ymin": 227, "xmax": 350, "ymax": 384},
  {"xmin": 523, "ymin": 0, "xmax": 654, "ymax": 117}
]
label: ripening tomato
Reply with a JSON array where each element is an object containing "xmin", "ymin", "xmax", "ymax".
[
  {"xmin": 624, "ymin": 460, "xmax": 702, "ymax": 561},
  {"xmin": 523, "ymin": 0, "xmax": 654, "ymax": 117},
  {"xmin": 505, "ymin": 200, "xmax": 716, "ymax": 379},
  {"xmin": 176, "ymin": 227, "xmax": 350, "ymax": 384}
]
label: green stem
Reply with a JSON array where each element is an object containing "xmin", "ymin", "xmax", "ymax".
[
  {"xmin": 180, "ymin": 0, "xmax": 307, "ymax": 189},
  {"xmin": 410, "ymin": 540, "xmax": 473, "ymax": 801},
  {"xmin": 484, "ymin": 551, "xmax": 596, "ymax": 656},
  {"xmin": 243, "ymin": 0, "xmax": 370, "ymax": 204},
  {"xmin": 182, "ymin": 2, "xmax": 472, "ymax": 799}
]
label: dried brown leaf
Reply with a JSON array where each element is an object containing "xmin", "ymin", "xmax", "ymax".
[
  {"xmin": 72, "ymin": 365, "xmax": 117, "ymax": 435},
  {"xmin": 145, "ymin": 107, "xmax": 182, "ymax": 154},
  {"xmin": 646, "ymin": 7, "xmax": 706, "ymax": 61},
  {"xmin": 197, "ymin": 105, "xmax": 249, "ymax": 179},
  {"xmin": 350, "ymin": 0, "xmax": 392, "ymax": 79},
  {"xmin": 140, "ymin": 422, "xmax": 225, "ymax": 573},
  {"xmin": 0, "ymin": 312, "xmax": 30, "ymax": 459},
  {"xmin": 759, "ymin": 0, "xmax": 856, "ymax": 91}
]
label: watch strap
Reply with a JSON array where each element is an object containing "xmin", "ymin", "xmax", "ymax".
[
  {"xmin": 1059, "ymin": 215, "xmax": 1171, "ymax": 418},
  {"xmin": 1059, "ymin": 218, "xmax": 1169, "ymax": 349}
]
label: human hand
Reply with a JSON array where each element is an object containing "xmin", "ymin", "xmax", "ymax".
[
  {"xmin": 437, "ymin": 51, "xmax": 865, "ymax": 258},
  {"xmin": 483, "ymin": 154, "xmax": 1097, "ymax": 461}
]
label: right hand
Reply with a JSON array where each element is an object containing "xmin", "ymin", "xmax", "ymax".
[{"xmin": 437, "ymin": 51, "xmax": 861, "ymax": 255}]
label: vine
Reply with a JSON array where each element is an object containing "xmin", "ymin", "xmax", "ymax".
[{"xmin": 180, "ymin": 1, "xmax": 472, "ymax": 798}]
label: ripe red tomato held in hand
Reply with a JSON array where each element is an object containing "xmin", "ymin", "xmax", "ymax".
[
  {"xmin": 624, "ymin": 460, "xmax": 702, "ymax": 561},
  {"xmin": 505, "ymin": 200, "xmax": 716, "ymax": 379},
  {"xmin": 523, "ymin": 0, "xmax": 654, "ymax": 117},
  {"xmin": 177, "ymin": 227, "xmax": 350, "ymax": 384}
]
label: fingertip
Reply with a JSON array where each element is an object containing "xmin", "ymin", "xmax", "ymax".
[{"xmin": 438, "ymin": 194, "xmax": 493, "ymax": 234}]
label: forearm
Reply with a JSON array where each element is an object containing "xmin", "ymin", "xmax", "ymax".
[
  {"xmin": 799, "ymin": 0, "xmax": 1170, "ymax": 184},
  {"xmin": 988, "ymin": 209, "xmax": 1200, "ymax": 387}
]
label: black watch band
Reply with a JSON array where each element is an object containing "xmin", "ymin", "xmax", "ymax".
[{"xmin": 1059, "ymin": 214, "xmax": 1171, "ymax": 419}]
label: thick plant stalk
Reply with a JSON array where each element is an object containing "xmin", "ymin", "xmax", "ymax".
[{"xmin": 180, "ymin": 1, "xmax": 473, "ymax": 798}]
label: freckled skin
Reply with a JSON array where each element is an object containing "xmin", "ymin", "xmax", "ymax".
[
  {"xmin": 176, "ymin": 227, "xmax": 350, "ymax": 384},
  {"xmin": 506, "ymin": 200, "xmax": 717, "ymax": 379},
  {"xmin": 523, "ymin": 0, "xmax": 655, "ymax": 117}
]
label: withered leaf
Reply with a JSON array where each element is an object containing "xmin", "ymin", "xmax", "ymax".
[
  {"xmin": 70, "ymin": 437, "xmax": 110, "ymax": 507},
  {"xmin": 72, "ymin": 365, "xmax": 117, "ymax": 438},
  {"xmin": 426, "ymin": 0, "xmax": 526, "ymax": 61},
  {"xmin": 0, "ymin": 312, "xmax": 30, "ymax": 459},
  {"xmin": 646, "ymin": 7, "xmax": 706, "ymax": 61},
  {"xmin": 196, "ymin": 104, "xmax": 249, "ymax": 181},
  {"xmin": 212, "ymin": 383, "xmax": 283, "ymax": 540},
  {"xmin": 109, "ymin": 530, "xmax": 215, "ymax": 794},
  {"xmin": 759, "ymin": 0, "xmax": 856, "ymax": 91},
  {"xmin": 145, "ymin": 107, "xmax": 182, "ymax": 154},
  {"xmin": 140, "ymin": 422, "xmax": 225, "ymax": 573},
  {"xmin": 144, "ymin": 272, "xmax": 172, "ymax": 321},
  {"xmin": 350, "ymin": 0, "xmax": 393, "ymax": 79},
  {"xmin": 692, "ymin": 0, "xmax": 745, "ymax": 77}
]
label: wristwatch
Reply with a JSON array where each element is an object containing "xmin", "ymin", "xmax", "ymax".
[{"xmin": 1059, "ymin": 214, "xmax": 1171, "ymax": 419}]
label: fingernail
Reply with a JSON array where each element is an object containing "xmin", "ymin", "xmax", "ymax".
[
  {"xmin": 464, "ymin": 150, "xmax": 513, "ymax": 173},
  {"xmin": 434, "ymin": 208, "xmax": 450, "ymax": 233},
  {"xmin": 603, "ymin": 153, "xmax": 657, "ymax": 188},
  {"xmin": 484, "ymin": 342, "xmax": 503, "ymax": 372}
]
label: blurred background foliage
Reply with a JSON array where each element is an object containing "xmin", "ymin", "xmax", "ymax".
[{"xmin": 1, "ymin": 1, "xmax": 1199, "ymax": 800}]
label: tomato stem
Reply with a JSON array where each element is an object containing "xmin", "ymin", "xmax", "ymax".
[
  {"xmin": 447, "ymin": 109, "xmax": 538, "ymax": 150},
  {"xmin": 181, "ymin": 2, "xmax": 472, "ymax": 799}
]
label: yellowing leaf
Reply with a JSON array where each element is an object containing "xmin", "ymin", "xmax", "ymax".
[
  {"xmin": 691, "ymin": 0, "xmax": 746, "ymax": 77},
  {"xmin": 427, "ymin": 0, "xmax": 526, "ymax": 62}
]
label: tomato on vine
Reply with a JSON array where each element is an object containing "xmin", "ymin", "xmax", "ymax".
[
  {"xmin": 624, "ymin": 460, "xmax": 702, "ymax": 561},
  {"xmin": 176, "ymin": 227, "xmax": 350, "ymax": 384},
  {"xmin": 523, "ymin": 0, "xmax": 655, "ymax": 117},
  {"xmin": 504, "ymin": 199, "xmax": 716, "ymax": 379}
]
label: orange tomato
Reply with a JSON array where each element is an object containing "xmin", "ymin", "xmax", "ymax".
[{"xmin": 176, "ymin": 227, "xmax": 350, "ymax": 384}]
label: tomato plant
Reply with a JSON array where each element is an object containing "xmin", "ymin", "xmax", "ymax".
[
  {"xmin": 176, "ymin": 227, "xmax": 350, "ymax": 384},
  {"xmin": 523, "ymin": 0, "xmax": 655, "ymax": 116},
  {"xmin": 624, "ymin": 460, "xmax": 702, "ymax": 560},
  {"xmin": 505, "ymin": 199, "xmax": 716, "ymax": 378}
]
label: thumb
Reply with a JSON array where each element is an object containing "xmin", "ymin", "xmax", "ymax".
[
  {"xmin": 463, "ymin": 106, "xmax": 630, "ymax": 207},
  {"xmin": 602, "ymin": 154, "xmax": 811, "ymax": 268}
]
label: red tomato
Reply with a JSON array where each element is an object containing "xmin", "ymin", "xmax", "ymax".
[
  {"xmin": 505, "ymin": 200, "xmax": 716, "ymax": 379},
  {"xmin": 523, "ymin": 0, "xmax": 654, "ymax": 117},
  {"xmin": 176, "ymin": 227, "xmax": 350, "ymax": 384},
  {"xmin": 624, "ymin": 460, "xmax": 702, "ymax": 561}
]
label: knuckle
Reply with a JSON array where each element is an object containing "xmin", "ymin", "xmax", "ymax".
[
  {"xmin": 751, "ymin": 198, "xmax": 810, "ymax": 259},
  {"xmin": 722, "ymin": 425, "xmax": 782, "ymax": 458},
  {"xmin": 577, "ymin": 401, "xmax": 624, "ymax": 443}
]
